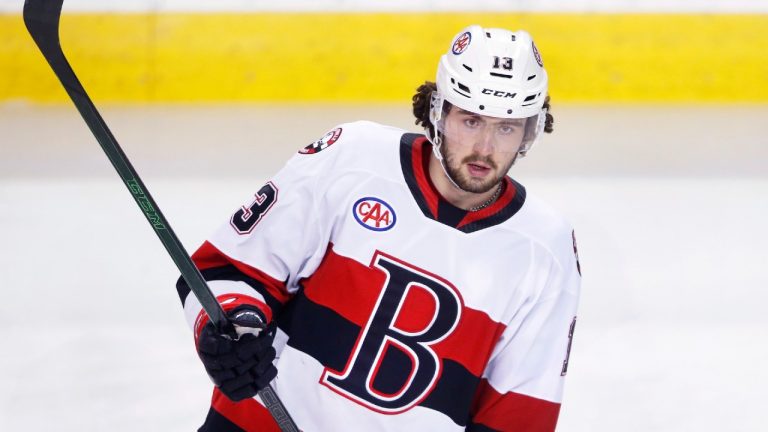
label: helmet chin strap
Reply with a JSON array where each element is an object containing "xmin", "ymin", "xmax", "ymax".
[
  {"xmin": 428, "ymin": 129, "xmax": 466, "ymax": 192},
  {"xmin": 427, "ymin": 94, "xmax": 467, "ymax": 192}
]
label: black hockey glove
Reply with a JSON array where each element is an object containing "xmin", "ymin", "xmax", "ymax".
[{"xmin": 196, "ymin": 306, "xmax": 278, "ymax": 402}]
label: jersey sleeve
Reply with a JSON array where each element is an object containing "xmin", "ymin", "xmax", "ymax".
[
  {"xmin": 176, "ymin": 126, "xmax": 348, "ymax": 334},
  {"xmin": 468, "ymin": 231, "xmax": 582, "ymax": 432}
]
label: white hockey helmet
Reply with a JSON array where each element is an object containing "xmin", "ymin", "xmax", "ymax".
[{"xmin": 430, "ymin": 25, "xmax": 549, "ymax": 157}]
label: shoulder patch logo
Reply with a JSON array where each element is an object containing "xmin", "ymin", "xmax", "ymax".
[
  {"xmin": 532, "ymin": 41, "xmax": 543, "ymax": 67},
  {"xmin": 452, "ymin": 31, "xmax": 472, "ymax": 55},
  {"xmin": 300, "ymin": 127, "xmax": 342, "ymax": 154},
  {"xmin": 353, "ymin": 197, "xmax": 396, "ymax": 231}
]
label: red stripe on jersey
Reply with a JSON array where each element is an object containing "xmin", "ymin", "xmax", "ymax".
[
  {"xmin": 432, "ymin": 307, "xmax": 506, "ymax": 377},
  {"xmin": 411, "ymin": 137, "xmax": 439, "ymax": 217},
  {"xmin": 191, "ymin": 241, "xmax": 233, "ymax": 270},
  {"xmin": 191, "ymin": 241, "xmax": 292, "ymax": 305},
  {"xmin": 210, "ymin": 388, "xmax": 280, "ymax": 432},
  {"xmin": 470, "ymin": 379, "xmax": 561, "ymax": 432},
  {"xmin": 302, "ymin": 246, "xmax": 506, "ymax": 377},
  {"xmin": 302, "ymin": 247, "xmax": 386, "ymax": 325},
  {"xmin": 457, "ymin": 178, "xmax": 516, "ymax": 229}
]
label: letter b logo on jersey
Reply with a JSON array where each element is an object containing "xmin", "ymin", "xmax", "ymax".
[{"xmin": 320, "ymin": 252, "xmax": 462, "ymax": 413}]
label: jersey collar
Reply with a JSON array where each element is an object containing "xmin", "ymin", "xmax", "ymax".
[{"xmin": 399, "ymin": 133, "xmax": 526, "ymax": 233}]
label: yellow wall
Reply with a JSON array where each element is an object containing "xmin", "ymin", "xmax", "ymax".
[{"xmin": 1, "ymin": 13, "xmax": 766, "ymax": 103}]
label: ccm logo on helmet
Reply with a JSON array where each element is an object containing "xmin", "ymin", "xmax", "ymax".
[
  {"xmin": 353, "ymin": 197, "xmax": 396, "ymax": 231},
  {"xmin": 482, "ymin": 89, "xmax": 516, "ymax": 98}
]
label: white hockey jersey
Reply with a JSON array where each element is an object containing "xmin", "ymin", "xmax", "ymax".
[{"xmin": 177, "ymin": 121, "xmax": 581, "ymax": 432}]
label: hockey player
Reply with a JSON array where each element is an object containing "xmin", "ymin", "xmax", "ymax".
[{"xmin": 178, "ymin": 25, "xmax": 581, "ymax": 431}]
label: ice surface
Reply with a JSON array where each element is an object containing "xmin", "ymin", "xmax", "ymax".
[{"xmin": 1, "ymin": 104, "xmax": 766, "ymax": 431}]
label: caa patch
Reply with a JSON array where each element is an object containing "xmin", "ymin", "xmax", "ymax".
[
  {"xmin": 300, "ymin": 127, "xmax": 342, "ymax": 154},
  {"xmin": 353, "ymin": 197, "xmax": 396, "ymax": 231},
  {"xmin": 452, "ymin": 31, "xmax": 472, "ymax": 55},
  {"xmin": 532, "ymin": 41, "xmax": 543, "ymax": 67}
]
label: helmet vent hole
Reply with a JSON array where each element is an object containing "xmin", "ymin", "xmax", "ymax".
[
  {"xmin": 490, "ymin": 72, "xmax": 513, "ymax": 79},
  {"xmin": 479, "ymin": 105, "xmax": 485, "ymax": 110},
  {"xmin": 510, "ymin": 35, "xmax": 516, "ymax": 41},
  {"xmin": 451, "ymin": 78, "xmax": 456, "ymax": 84},
  {"xmin": 462, "ymin": 64, "xmax": 473, "ymax": 72},
  {"xmin": 453, "ymin": 81, "xmax": 472, "ymax": 98},
  {"xmin": 507, "ymin": 109, "xmax": 513, "ymax": 114},
  {"xmin": 486, "ymin": 32, "xmax": 492, "ymax": 38},
  {"xmin": 452, "ymin": 88, "xmax": 471, "ymax": 98},
  {"xmin": 522, "ymin": 94, "xmax": 538, "ymax": 107},
  {"xmin": 527, "ymin": 75, "xmax": 537, "ymax": 81}
]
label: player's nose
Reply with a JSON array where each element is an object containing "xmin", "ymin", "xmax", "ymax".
[{"xmin": 473, "ymin": 128, "xmax": 495, "ymax": 155}]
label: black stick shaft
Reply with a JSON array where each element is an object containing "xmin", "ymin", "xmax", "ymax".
[
  {"xmin": 23, "ymin": 0, "xmax": 231, "ymax": 337},
  {"xmin": 23, "ymin": 1, "xmax": 298, "ymax": 430}
]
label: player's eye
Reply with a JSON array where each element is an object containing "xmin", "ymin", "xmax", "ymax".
[
  {"xmin": 464, "ymin": 117, "xmax": 481, "ymax": 128},
  {"xmin": 497, "ymin": 124, "xmax": 516, "ymax": 134}
]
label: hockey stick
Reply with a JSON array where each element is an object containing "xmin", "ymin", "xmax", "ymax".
[{"xmin": 22, "ymin": 1, "xmax": 298, "ymax": 431}]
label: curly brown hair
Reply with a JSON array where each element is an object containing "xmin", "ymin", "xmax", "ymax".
[{"xmin": 411, "ymin": 81, "xmax": 554, "ymax": 139}]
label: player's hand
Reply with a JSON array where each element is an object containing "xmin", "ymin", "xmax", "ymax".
[{"xmin": 196, "ymin": 306, "xmax": 278, "ymax": 402}]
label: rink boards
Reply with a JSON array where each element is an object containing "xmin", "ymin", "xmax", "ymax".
[{"xmin": 1, "ymin": 12, "xmax": 768, "ymax": 103}]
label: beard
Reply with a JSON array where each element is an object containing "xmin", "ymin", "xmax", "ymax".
[{"xmin": 442, "ymin": 145, "xmax": 517, "ymax": 193}]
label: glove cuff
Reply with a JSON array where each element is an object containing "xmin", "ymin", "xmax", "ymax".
[{"xmin": 193, "ymin": 294, "xmax": 272, "ymax": 343}]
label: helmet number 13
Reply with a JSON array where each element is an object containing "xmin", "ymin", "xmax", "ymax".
[{"xmin": 492, "ymin": 56, "xmax": 513, "ymax": 71}]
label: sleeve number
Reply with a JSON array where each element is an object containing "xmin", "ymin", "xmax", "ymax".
[{"xmin": 230, "ymin": 182, "xmax": 278, "ymax": 235}]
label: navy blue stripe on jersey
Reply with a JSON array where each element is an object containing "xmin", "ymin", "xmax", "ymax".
[
  {"xmin": 466, "ymin": 421, "xmax": 500, "ymax": 432},
  {"xmin": 437, "ymin": 199, "xmax": 468, "ymax": 227},
  {"xmin": 399, "ymin": 133, "xmax": 527, "ymax": 233},
  {"xmin": 175, "ymin": 276, "xmax": 194, "ymax": 306},
  {"xmin": 199, "ymin": 407, "xmax": 246, "ymax": 432},
  {"xmin": 277, "ymin": 287, "xmax": 365, "ymax": 373},
  {"xmin": 278, "ymin": 289, "xmax": 479, "ymax": 427},
  {"xmin": 459, "ymin": 179, "xmax": 526, "ymax": 233},
  {"xmin": 175, "ymin": 265, "xmax": 285, "ymax": 316},
  {"xmin": 422, "ymin": 360, "xmax": 481, "ymax": 426}
]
